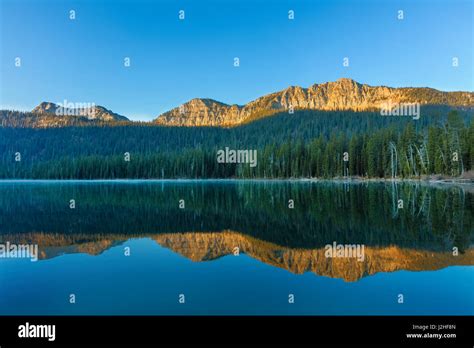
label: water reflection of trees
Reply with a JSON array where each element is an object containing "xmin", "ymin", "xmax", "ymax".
[{"xmin": 0, "ymin": 182, "xmax": 471, "ymax": 251}]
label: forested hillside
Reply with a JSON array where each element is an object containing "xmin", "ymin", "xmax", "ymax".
[
  {"xmin": 0, "ymin": 110, "xmax": 132, "ymax": 128},
  {"xmin": 0, "ymin": 109, "xmax": 472, "ymax": 179}
]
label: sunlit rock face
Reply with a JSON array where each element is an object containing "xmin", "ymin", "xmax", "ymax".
[{"xmin": 154, "ymin": 78, "xmax": 474, "ymax": 127}]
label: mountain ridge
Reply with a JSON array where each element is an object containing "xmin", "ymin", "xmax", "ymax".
[
  {"xmin": 153, "ymin": 78, "xmax": 474, "ymax": 126},
  {"xmin": 2, "ymin": 79, "xmax": 473, "ymax": 128}
]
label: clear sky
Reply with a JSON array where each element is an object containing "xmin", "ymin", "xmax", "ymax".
[{"xmin": 0, "ymin": 0, "xmax": 472, "ymax": 120}]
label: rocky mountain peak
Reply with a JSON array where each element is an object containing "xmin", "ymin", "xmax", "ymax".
[{"xmin": 32, "ymin": 101, "xmax": 60, "ymax": 114}]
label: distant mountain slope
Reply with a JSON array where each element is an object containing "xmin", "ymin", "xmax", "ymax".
[
  {"xmin": 154, "ymin": 78, "xmax": 474, "ymax": 126},
  {"xmin": 1, "ymin": 102, "xmax": 129, "ymax": 128},
  {"xmin": 32, "ymin": 102, "xmax": 129, "ymax": 121}
]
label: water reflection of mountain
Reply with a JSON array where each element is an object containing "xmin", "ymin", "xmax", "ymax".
[
  {"xmin": 0, "ymin": 182, "xmax": 472, "ymax": 251},
  {"xmin": 3, "ymin": 231, "xmax": 473, "ymax": 282}
]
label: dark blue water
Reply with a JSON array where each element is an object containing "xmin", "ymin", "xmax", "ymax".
[{"xmin": 0, "ymin": 180, "xmax": 472, "ymax": 315}]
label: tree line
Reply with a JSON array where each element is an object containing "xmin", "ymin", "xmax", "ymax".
[{"xmin": 0, "ymin": 109, "xmax": 472, "ymax": 179}]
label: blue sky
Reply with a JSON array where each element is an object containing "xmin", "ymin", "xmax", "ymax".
[{"xmin": 1, "ymin": 0, "xmax": 472, "ymax": 120}]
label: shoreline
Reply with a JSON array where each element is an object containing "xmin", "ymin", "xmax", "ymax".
[{"xmin": 0, "ymin": 177, "xmax": 472, "ymax": 186}]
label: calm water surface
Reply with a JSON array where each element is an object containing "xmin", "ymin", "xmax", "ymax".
[{"xmin": 0, "ymin": 180, "xmax": 472, "ymax": 315}]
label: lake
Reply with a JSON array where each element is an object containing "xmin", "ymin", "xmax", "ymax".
[{"xmin": 0, "ymin": 180, "xmax": 472, "ymax": 315}]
